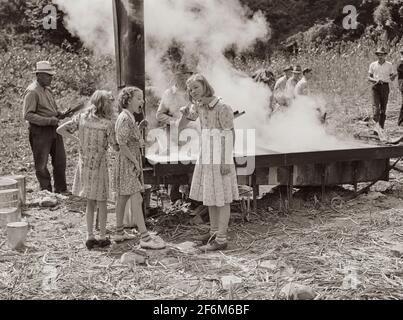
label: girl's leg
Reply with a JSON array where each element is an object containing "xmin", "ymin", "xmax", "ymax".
[
  {"xmin": 216, "ymin": 204, "xmax": 231, "ymax": 244},
  {"xmin": 130, "ymin": 192, "xmax": 151, "ymax": 242},
  {"xmin": 116, "ymin": 195, "xmax": 130, "ymax": 234},
  {"xmin": 208, "ymin": 206, "xmax": 219, "ymax": 236},
  {"xmin": 86, "ymin": 199, "xmax": 97, "ymax": 240},
  {"xmin": 97, "ymin": 201, "xmax": 108, "ymax": 240}
]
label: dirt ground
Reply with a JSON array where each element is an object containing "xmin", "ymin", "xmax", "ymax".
[{"xmin": 1, "ymin": 103, "xmax": 403, "ymax": 300}]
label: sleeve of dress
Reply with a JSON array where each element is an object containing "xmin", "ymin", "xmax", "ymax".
[
  {"xmin": 187, "ymin": 104, "xmax": 199, "ymax": 121},
  {"xmin": 116, "ymin": 115, "xmax": 131, "ymax": 146},
  {"xmin": 218, "ymin": 104, "xmax": 235, "ymax": 130},
  {"xmin": 65, "ymin": 114, "xmax": 80, "ymax": 134}
]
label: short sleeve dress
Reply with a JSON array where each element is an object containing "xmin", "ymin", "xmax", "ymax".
[
  {"xmin": 188, "ymin": 97, "xmax": 239, "ymax": 207},
  {"xmin": 113, "ymin": 109, "xmax": 144, "ymax": 196},
  {"xmin": 65, "ymin": 113, "xmax": 116, "ymax": 201}
]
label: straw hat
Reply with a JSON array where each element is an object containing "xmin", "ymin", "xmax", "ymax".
[
  {"xmin": 174, "ymin": 63, "xmax": 193, "ymax": 75},
  {"xmin": 292, "ymin": 65, "xmax": 303, "ymax": 74},
  {"xmin": 375, "ymin": 47, "xmax": 388, "ymax": 55},
  {"xmin": 283, "ymin": 66, "xmax": 293, "ymax": 72},
  {"xmin": 32, "ymin": 61, "xmax": 55, "ymax": 75}
]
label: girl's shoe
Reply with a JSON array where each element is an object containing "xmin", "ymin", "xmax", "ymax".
[
  {"xmin": 113, "ymin": 232, "xmax": 137, "ymax": 242},
  {"xmin": 199, "ymin": 240, "xmax": 227, "ymax": 252},
  {"xmin": 97, "ymin": 238, "xmax": 111, "ymax": 248},
  {"xmin": 193, "ymin": 232, "xmax": 216, "ymax": 244},
  {"xmin": 140, "ymin": 237, "xmax": 166, "ymax": 250},
  {"xmin": 86, "ymin": 239, "xmax": 98, "ymax": 250}
]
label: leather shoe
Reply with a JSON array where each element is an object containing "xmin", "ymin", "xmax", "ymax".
[
  {"xmin": 193, "ymin": 232, "xmax": 215, "ymax": 244},
  {"xmin": 199, "ymin": 240, "xmax": 228, "ymax": 252}
]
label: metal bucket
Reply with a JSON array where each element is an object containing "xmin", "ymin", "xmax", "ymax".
[
  {"xmin": 0, "ymin": 207, "xmax": 21, "ymax": 228},
  {"xmin": 7, "ymin": 221, "xmax": 28, "ymax": 250}
]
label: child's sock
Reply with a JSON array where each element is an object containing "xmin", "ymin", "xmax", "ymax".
[
  {"xmin": 215, "ymin": 234, "xmax": 227, "ymax": 244},
  {"xmin": 116, "ymin": 226, "xmax": 124, "ymax": 234},
  {"xmin": 140, "ymin": 231, "xmax": 152, "ymax": 242}
]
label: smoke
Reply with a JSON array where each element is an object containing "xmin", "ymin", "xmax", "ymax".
[
  {"xmin": 265, "ymin": 95, "xmax": 353, "ymax": 153},
  {"xmin": 53, "ymin": 0, "xmax": 354, "ymax": 154},
  {"xmin": 53, "ymin": 0, "xmax": 114, "ymax": 56}
]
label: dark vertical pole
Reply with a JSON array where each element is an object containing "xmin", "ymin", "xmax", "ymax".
[
  {"xmin": 252, "ymin": 171, "xmax": 258, "ymax": 214},
  {"xmin": 113, "ymin": 0, "xmax": 145, "ymax": 122},
  {"xmin": 287, "ymin": 166, "xmax": 294, "ymax": 210},
  {"xmin": 113, "ymin": 0, "xmax": 147, "ymax": 217}
]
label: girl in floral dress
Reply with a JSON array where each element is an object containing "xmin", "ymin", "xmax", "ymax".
[
  {"xmin": 180, "ymin": 74, "xmax": 239, "ymax": 251},
  {"xmin": 57, "ymin": 90, "xmax": 117, "ymax": 250},
  {"xmin": 113, "ymin": 86, "xmax": 165, "ymax": 249}
]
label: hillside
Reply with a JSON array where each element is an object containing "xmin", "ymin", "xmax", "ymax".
[{"xmin": 1, "ymin": 0, "xmax": 400, "ymax": 54}]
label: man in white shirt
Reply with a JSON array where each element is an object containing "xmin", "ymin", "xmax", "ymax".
[
  {"xmin": 273, "ymin": 66, "xmax": 293, "ymax": 106},
  {"xmin": 157, "ymin": 63, "xmax": 192, "ymax": 126},
  {"xmin": 285, "ymin": 65, "xmax": 303, "ymax": 105},
  {"xmin": 156, "ymin": 63, "xmax": 193, "ymax": 203},
  {"xmin": 295, "ymin": 68, "xmax": 312, "ymax": 96},
  {"xmin": 368, "ymin": 47, "xmax": 397, "ymax": 129}
]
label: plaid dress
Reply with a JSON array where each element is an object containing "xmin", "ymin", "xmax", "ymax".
[
  {"xmin": 67, "ymin": 114, "xmax": 115, "ymax": 201},
  {"xmin": 113, "ymin": 110, "xmax": 144, "ymax": 196}
]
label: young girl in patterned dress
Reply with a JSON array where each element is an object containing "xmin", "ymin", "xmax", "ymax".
[
  {"xmin": 113, "ymin": 86, "xmax": 166, "ymax": 249},
  {"xmin": 57, "ymin": 90, "xmax": 118, "ymax": 250},
  {"xmin": 180, "ymin": 74, "xmax": 239, "ymax": 251}
]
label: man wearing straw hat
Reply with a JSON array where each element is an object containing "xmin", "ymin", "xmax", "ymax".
[
  {"xmin": 23, "ymin": 61, "xmax": 68, "ymax": 194},
  {"xmin": 397, "ymin": 47, "xmax": 403, "ymax": 126},
  {"xmin": 285, "ymin": 65, "xmax": 303, "ymax": 105},
  {"xmin": 156, "ymin": 62, "xmax": 194, "ymax": 203},
  {"xmin": 368, "ymin": 47, "xmax": 397, "ymax": 129},
  {"xmin": 273, "ymin": 66, "xmax": 293, "ymax": 107}
]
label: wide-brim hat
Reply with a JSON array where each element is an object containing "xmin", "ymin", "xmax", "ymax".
[
  {"xmin": 375, "ymin": 47, "xmax": 388, "ymax": 55},
  {"xmin": 283, "ymin": 66, "xmax": 293, "ymax": 72},
  {"xmin": 292, "ymin": 65, "xmax": 303, "ymax": 74},
  {"xmin": 32, "ymin": 61, "xmax": 55, "ymax": 75},
  {"xmin": 174, "ymin": 63, "xmax": 193, "ymax": 75}
]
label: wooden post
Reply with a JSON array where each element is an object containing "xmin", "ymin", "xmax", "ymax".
[
  {"xmin": 287, "ymin": 166, "xmax": 294, "ymax": 209},
  {"xmin": 252, "ymin": 171, "xmax": 258, "ymax": 213},
  {"xmin": 320, "ymin": 164, "xmax": 327, "ymax": 202},
  {"xmin": 113, "ymin": 0, "xmax": 145, "ymax": 123},
  {"xmin": 352, "ymin": 161, "xmax": 359, "ymax": 194}
]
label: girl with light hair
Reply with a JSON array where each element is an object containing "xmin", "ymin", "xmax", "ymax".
[
  {"xmin": 180, "ymin": 74, "xmax": 239, "ymax": 251},
  {"xmin": 113, "ymin": 86, "xmax": 166, "ymax": 249},
  {"xmin": 57, "ymin": 90, "xmax": 118, "ymax": 250}
]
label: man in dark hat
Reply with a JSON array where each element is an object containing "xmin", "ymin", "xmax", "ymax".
[
  {"xmin": 368, "ymin": 47, "xmax": 397, "ymax": 129},
  {"xmin": 397, "ymin": 47, "xmax": 403, "ymax": 126},
  {"xmin": 273, "ymin": 66, "xmax": 293, "ymax": 107},
  {"xmin": 23, "ymin": 61, "xmax": 68, "ymax": 194},
  {"xmin": 156, "ymin": 63, "xmax": 194, "ymax": 203},
  {"xmin": 251, "ymin": 68, "xmax": 276, "ymax": 113}
]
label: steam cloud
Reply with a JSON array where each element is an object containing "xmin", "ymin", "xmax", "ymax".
[{"xmin": 53, "ymin": 0, "xmax": 353, "ymax": 154}]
